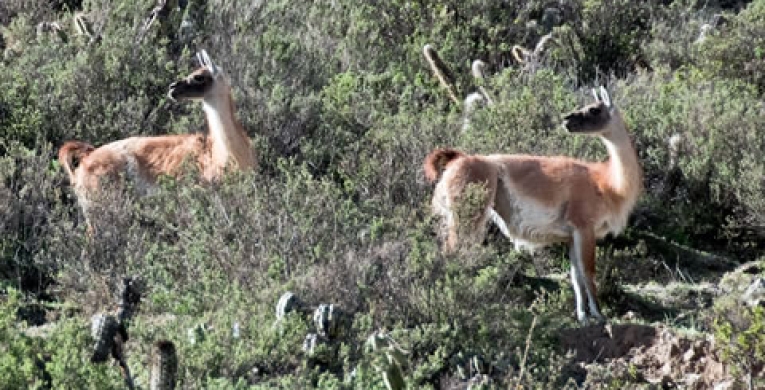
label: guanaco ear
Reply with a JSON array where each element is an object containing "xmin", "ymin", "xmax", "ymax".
[
  {"xmin": 592, "ymin": 86, "xmax": 614, "ymax": 109},
  {"xmin": 197, "ymin": 49, "xmax": 221, "ymax": 77},
  {"xmin": 599, "ymin": 86, "xmax": 612, "ymax": 108}
]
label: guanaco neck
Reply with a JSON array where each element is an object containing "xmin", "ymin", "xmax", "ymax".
[
  {"xmin": 202, "ymin": 81, "xmax": 254, "ymax": 171},
  {"xmin": 598, "ymin": 110, "xmax": 642, "ymax": 201}
]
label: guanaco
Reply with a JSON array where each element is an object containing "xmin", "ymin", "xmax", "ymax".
[
  {"xmin": 58, "ymin": 50, "xmax": 255, "ymax": 233},
  {"xmin": 423, "ymin": 87, "xmax": 643, "ymax": 322}
]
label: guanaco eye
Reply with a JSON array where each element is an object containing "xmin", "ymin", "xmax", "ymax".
[
  {"xmin": 589, "ymin": 107, "xmax": 601, "ymax": 116},
  {"xmin": 192, "ymin": 74, "xmax": 207, "ymax": 83}
]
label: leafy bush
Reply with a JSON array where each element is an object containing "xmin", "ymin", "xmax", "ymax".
[
  {"xmin": 0, "ymin": 288, "xmax": 123, "ymax": 388},
  {"xmin": 697, "ymin": 0, "xmax": 765, "ymax": 93},
  {"xmin": 617, "ymin": 68, "xmax": 765, "ymax": 250},
  {"xmin": 713, "ymin": 303, "xmax": 765, "ymax": 388}
]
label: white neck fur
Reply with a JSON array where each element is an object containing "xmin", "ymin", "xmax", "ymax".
[
  {"xmin": 201, "ymin": 82, "xmax": 249, "ymax": 169},
  {"xmin": 599, "ymin": 110, "xmax": 640, "ymax": 198}
]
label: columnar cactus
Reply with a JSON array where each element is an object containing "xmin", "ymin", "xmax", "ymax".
[
  {"xmin": 149, "ymin": 340, "xmax": 178, "ymax": 390},
  {"xmin": 313, "ymin": 304, "xmax": 345, "ymax": 339},
  {"xmin": 90, "ymin": 313, "xmax": 118, "ymax": 363}
]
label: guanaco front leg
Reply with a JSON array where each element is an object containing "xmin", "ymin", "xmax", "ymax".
[{"xmin": 569, "ymin": 228, "xmax": 605, "ymax": 323}]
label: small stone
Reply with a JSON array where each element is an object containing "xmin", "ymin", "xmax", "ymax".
[{"xmin": 683, "ymin": 347, "xmax": 696, "ymax": 362}]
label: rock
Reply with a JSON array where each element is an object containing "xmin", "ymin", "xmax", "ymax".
[{"xmin": 568, "ymin": 324, "xmax": 737, "ymax": 389}]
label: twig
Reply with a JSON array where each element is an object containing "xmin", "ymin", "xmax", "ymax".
[{"xmin": 515, "ymin": 315, "xmax": 538, "ymax": 388}]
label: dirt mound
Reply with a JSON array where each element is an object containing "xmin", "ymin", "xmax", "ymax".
[{"xmin": 561, "ymin": 323, "xmax": 734, "ymax": 389}]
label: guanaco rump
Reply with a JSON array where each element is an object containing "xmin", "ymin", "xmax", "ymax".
[
  {"xmin": 423, "ymin": 87, "xmax": 643, "ymax": 322},
  {"xmin": 58, "ymin": 50, "xmax": 255, "ymax": 232}
]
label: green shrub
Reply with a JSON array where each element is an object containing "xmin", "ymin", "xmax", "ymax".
[
  {"xmin": 713, "ymin": 306, "xmax": 765, "ymax": 389},
  {"xmin": 697, "ymin": 0, "xmax": 765, "ymax": 93},
  {"xmin": 617, "ymin": 68, "xmax": 765, "ymax": 250},
  {"xmin": 0, "ymin": 288, "xmax": 123, "ymax": 388},
  {"xmin": 548, "ymin": 0, "xmax": 656, "ymax": 81}
]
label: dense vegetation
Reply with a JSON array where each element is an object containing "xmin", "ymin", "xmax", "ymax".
[{"xmin": 1, "ymin": 0, "xmax": 764, "ymax": 388}]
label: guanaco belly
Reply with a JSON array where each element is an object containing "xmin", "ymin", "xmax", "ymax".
[{"xmin": 493, "ymin": 193, "xmax": 571, "ymax": 249}]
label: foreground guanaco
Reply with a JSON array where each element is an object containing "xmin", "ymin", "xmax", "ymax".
[
  {"xmin": 58, "ymin": 50, "xmax": 255, "ymax": 232},
  {"xmin": 423, "ymin": 87, "xmax": 643, "ymax": 322}
]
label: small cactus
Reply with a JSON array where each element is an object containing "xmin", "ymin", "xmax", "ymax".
[
  {"xmin": 302, "ymin": 333, "xmax": 319, "ymax": 355},
  {"xmin": 89, "ymin": 277, "xmax": 141, "ymax": 389},
  {"xmin": 365, "ymin": 331, "xmax": 408, "ymax": 390},
  {"xmin": 470, "ymin": 355, "xmax": 487, "ymax": 375},
  {"xmin": 466, "ymin": 354, "xmax": 492, "ymax": 390},
  {"xmin": 512, "ymin": 33, "xmax": 554, "ymax": 74},
  {"xmin": 467, "ymin": 374, "xmax": 492, "ymax": 390},
  {"xmin": 313, "ymin": 304, "xmax": 345, "ymax": 339},
  {"xmin": 276, "ymin": 291, "xmax": 303, "ymax": 321},
  {"xmin": 72, "ymin": 12, "xmax": 95, "ymax": 39},
  {"xmin": 380, "ymin": 362, "xmax": 406, "ymax": 390},
  {"xmin": 187, "ymin": 323, "xmax": 207, "ymax": 345},
  {"xmin": 423, "ymin": 44, "xmax": 495, "ymax": 134},
  {"xmin": 149, "ymin": 340, "xmax": 178, "ymax": 390},
  {"xmin": 470, "ymin": 60, "xmax": 494, "ymax": 106},
  {"xmin": 116, "ymin": 276, "xmax": 143, "ymax": 323},
  {"xmin": 302, "ymin": 333, "xmax": 332, "ymax": 363}
]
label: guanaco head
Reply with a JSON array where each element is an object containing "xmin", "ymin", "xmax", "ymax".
[
  {"xmin": 167, "ymin": 50, "xmax": 228, "ymax": 102},
  {"xmin": 562, "ymin": 86, "xmax": 616, "ymax": 135}
]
